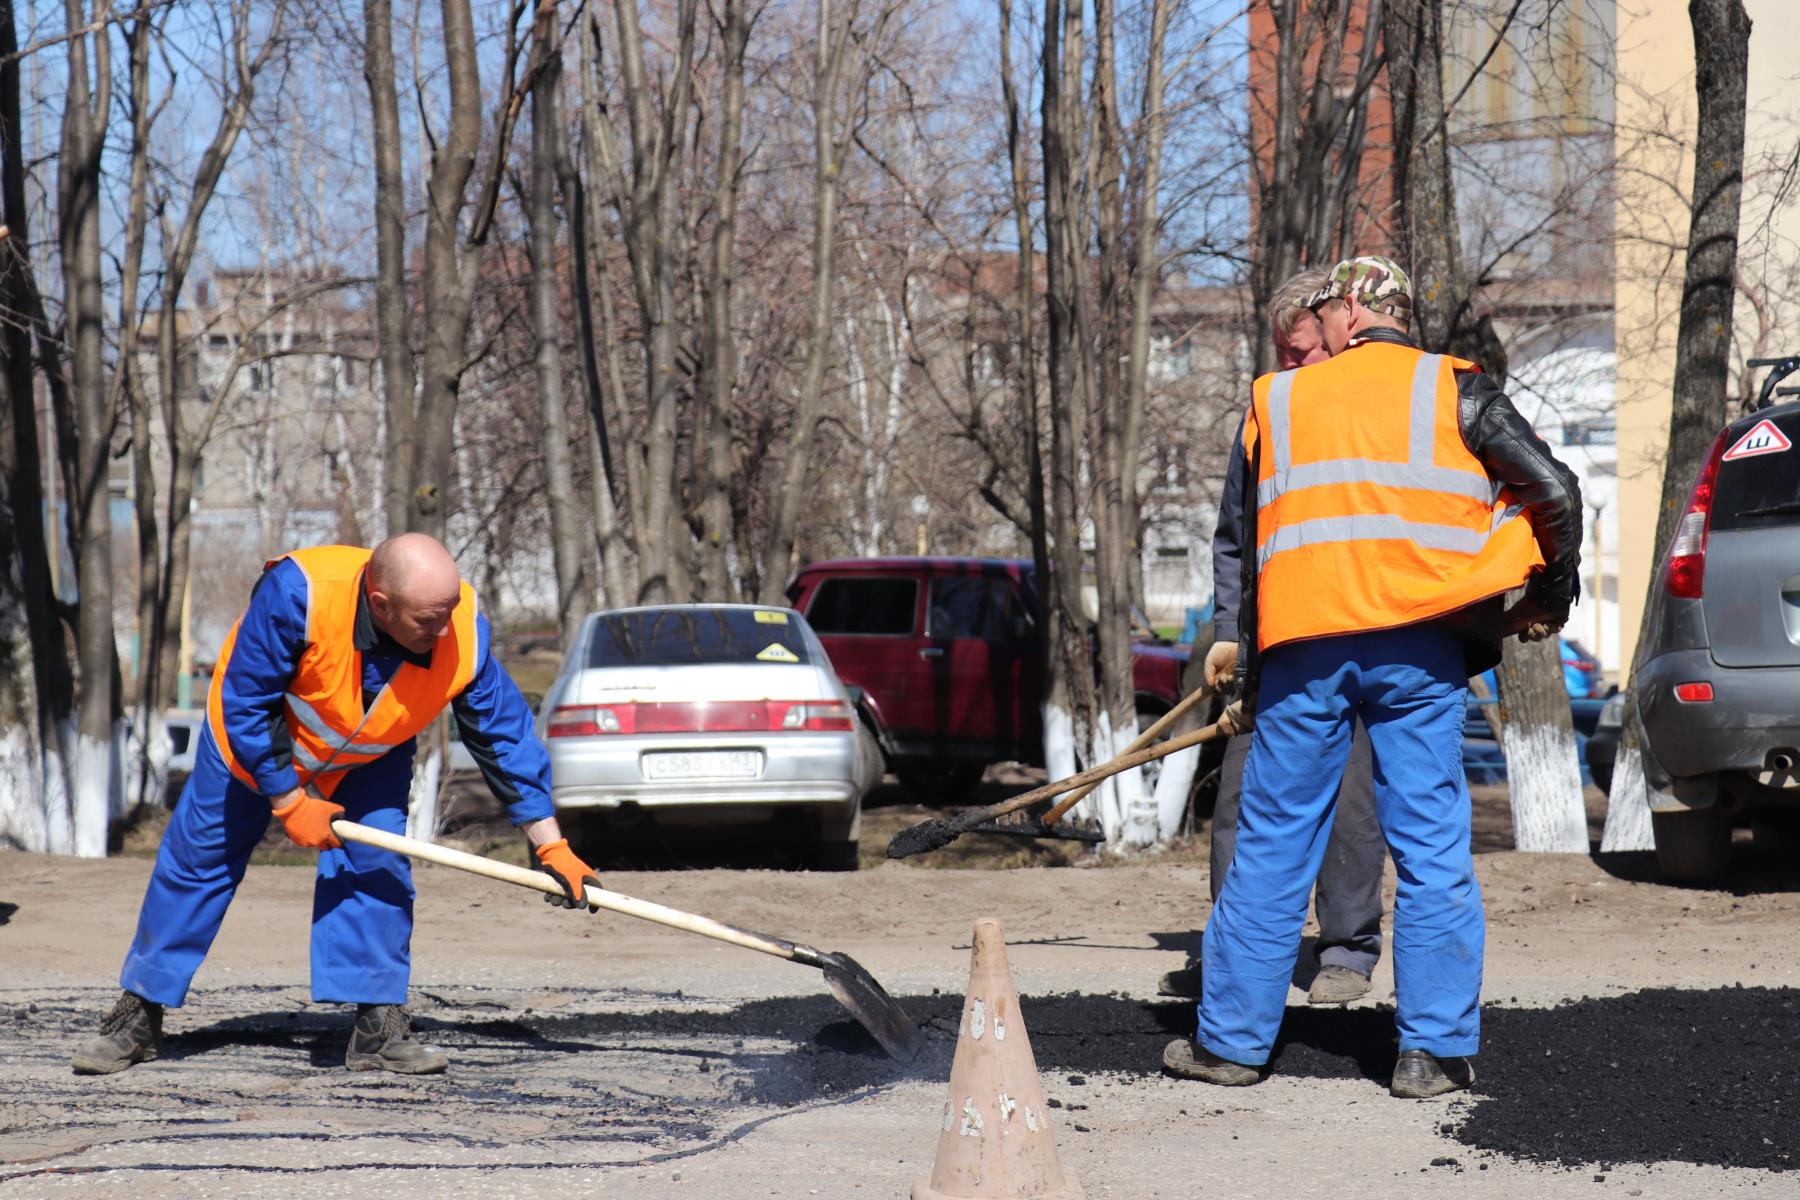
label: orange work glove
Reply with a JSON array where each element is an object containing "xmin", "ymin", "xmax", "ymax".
[
  {"xmin": 270, "ymin": 788, "xmax": 345, "ymax": 850},
  {"xmin": 535, "ymin": 838, "xmax": 600, "ymax": 911}
]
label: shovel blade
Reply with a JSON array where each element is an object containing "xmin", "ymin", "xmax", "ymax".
[{"xmin": 820, "ymin": 952, "xmax": 924, "ymax": 1063}]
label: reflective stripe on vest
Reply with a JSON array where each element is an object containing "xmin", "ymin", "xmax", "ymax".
[{"xmin": 1246, "ymin": 344, "xmax": 1541, "ymax": 650}]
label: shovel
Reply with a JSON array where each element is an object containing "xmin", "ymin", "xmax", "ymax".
[
  {"xmin": 331, "ymin": 820, "xmax": 923, "ymax": 1063},
  {"xmin": 886, "ymin": 697, "xmax": 1243, "ymax": 860}
]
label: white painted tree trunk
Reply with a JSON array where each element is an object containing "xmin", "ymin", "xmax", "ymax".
[
  {"xmin": 1150, "ymin": 736, "xmax": 1201, "ymax": 842},
  {"xmin": 406, "ymin": 741, "xmax": 443, "ymax": 842},
  {"xmin": 1110, "ymin": 713, "xmax": 1161, "ymax": 850},
  {"xmin": 71, "ymin": 724, "xmax": 120, "ymax": 858},
  {"xmin": 1499, "ymin": 718, "xmax": 1589, "ymax": 852},
  {"xmin": 1600, "ymin": 728, "xmax": 1655, "ymax": 852},
  {"xmin": 126, "ymin": 708, "xmax": 171, "ymax": 814}
]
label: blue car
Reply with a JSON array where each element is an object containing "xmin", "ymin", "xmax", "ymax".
[{"xmin": 1465, "ymin": 641, "xmax": 1608, "ymax": 786}]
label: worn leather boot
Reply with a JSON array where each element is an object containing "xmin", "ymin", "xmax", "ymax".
[
  {"xmin": 1161, "ymin": 1038, "xmax": 1260, "ymax": 1086},
  {"xmin": 1307, "ymin": 964, "xmax": 1373, "ymax": 1006},
  {"xmin": 345, "ymin": 1004, "xmax": 449, "ymax": 1075},
  {"xmin": 72, "ymin": 991, "xmax": 163, "ymax": 1075},
  {"xmin": 1390, "ymin": 1049, "xmax": 1475, "ymax": 1099}
]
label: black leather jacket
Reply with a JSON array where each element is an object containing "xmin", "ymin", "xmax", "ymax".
[{"xmin": 1229, "ymin": 326, "xmax": 1583, "ymax": 676}]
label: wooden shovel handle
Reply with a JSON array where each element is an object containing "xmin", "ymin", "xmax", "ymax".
[
  {"xmin": 330, "ymin": 820, "xmax": 823, "ymax": 967},
  {"xmin": 1041, "ymin": 685, "xmax": 1212, "ymax": 826}
]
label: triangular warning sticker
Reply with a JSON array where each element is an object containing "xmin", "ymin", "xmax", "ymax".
[
  {"xmin": 756, "ymin": 643, "xmax": 800, "ymax": 663},
  {"xmin": 1722, "ymin": 418, "xmax": 1793, "ymax": 461}
]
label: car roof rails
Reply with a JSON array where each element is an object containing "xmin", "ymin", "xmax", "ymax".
[{"xmin": 1747, "ymin": 356, "xmax": 1800, "ymax": 410}]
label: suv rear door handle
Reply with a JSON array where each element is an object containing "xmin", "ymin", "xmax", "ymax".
[{"xmin": 918, "ymin": 647, "xmax": 945, "ymax": 659}]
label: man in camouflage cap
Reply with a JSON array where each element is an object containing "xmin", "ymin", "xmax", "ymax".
[
  {"xmin": 1162, "ymin": 250, "xmax": 1584, "ymax": 1100},
  {"xmin": 1305, "ymin": 254, "xmax": 1413, "ymax": 337}
]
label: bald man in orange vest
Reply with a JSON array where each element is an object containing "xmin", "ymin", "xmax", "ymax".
[
  {"xmin": 1162, "ymin": 256, "xmax": 1582, "ymax": 1098},
  {"xmin": 74, "ymin": 535, "xmax": 599, "ymax": 1076}
]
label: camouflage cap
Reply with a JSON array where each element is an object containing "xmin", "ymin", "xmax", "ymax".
[{"xmin": 1305, "ymin": 255, "xmax": 1413, "ymax": 318}]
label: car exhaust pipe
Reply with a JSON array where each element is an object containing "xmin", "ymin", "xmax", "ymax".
[{"xmin": 1769, "ymin": 750, "xmax": 1798, "ymax": 774}]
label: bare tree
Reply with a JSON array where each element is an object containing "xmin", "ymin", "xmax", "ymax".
[
  {"xmin": 1603, "ymin": 0, "xmax": 1752, "ymax": 852},
  {"xmin": 364, "ymin": 0, "xmax": 416, "ymax": 538},
  {"xmin": 758, "ymin": 0, "xmax": 897, "ymax": 602},
  {"xmin": 528, "ymin": 0, "xmax": 588, "ymax": 643},
  {"xmin": 1250, "ymin": 0, "xmax": 1385, "ymax": 376},
  {"xmin": 697, "ymin": 0, "xmax": 755, "ymax": 600},
  {"xmin": 0, "ymin": 0, "xmax": 76, "ymax": 851},
  {"xmin": 1385, "ymin": 0, "xmax": 1586, "ymax": 853},
  {"xmin": 59, "ymin": 0, "xmax": 117, "ymax": 856},
  {"xmin": 584, "ymin": 0, "xmax": 699, "ymax": 603}
]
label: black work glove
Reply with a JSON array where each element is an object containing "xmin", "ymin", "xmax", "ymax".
[{"xmin": 1516, "ymin": 560, "xmax": 1579, "ymax": 641}]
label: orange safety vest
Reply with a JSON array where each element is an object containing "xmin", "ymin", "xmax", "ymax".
[
  {"xmin": 1242, "ymin": 341, "xmax": 1543, "ymax": 652},
  {"xmin": 206, "ymin": 545, "xmax": 480, "ymax": 797}
]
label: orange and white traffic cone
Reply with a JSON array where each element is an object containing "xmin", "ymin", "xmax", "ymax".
[{"xmin": 913, "ymin": 918, "xmax": 1083, "ymax": 1200}]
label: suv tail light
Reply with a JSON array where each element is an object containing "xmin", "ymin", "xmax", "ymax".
[
  {"xmin": 546, "ymin": 701, "xmax": 854, "ymax": 736},
  {"xmin": 1674, "ymin": 682, "xmax": 1714, "ymax": 703},
  {"xmin": 1664, "ymin": 428, "xmax": 1731, "ymax": 599}
]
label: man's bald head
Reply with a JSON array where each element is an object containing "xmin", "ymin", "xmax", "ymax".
[{"xmin": 366, "ymin": 534, "xmax": 463, "ymax": 654}]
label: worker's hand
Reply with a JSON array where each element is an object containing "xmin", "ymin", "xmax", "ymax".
[
  {"xmin": 535, "ymin": 838, "xmax": 600, "ymax": 911},
  {"xmin": 1218, "ymin": 699, "xmax": 1253, "ymax": 737},
  {"xmin": 1203, "ymin": 640, "xmax": 1239, "ymax": 689},
  {"xmin": 270, "ymin": 787, "xmax": 344, "ymax": 850}
]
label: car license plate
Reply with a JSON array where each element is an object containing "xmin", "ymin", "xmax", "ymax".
[{"xmin": 641, "ymin": 750, "xmax": 763, "ymax": 781}]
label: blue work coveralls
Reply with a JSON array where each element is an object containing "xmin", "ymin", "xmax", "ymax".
[
  {"xmin": 120, "ymin": 559, "xmax": 554, "ymax": 1007},
  {"xmin": 1198, "ymin": 626, "xmax": 1481, "ymax": 1064}
]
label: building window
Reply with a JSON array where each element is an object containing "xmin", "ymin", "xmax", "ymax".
[{"xmin": 1563, "ymin": 418, "xmax": 1615, "ymax": 447}]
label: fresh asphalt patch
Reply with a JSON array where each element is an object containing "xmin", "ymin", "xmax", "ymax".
[{"xmin": 4, "ymin": 985, "xmax": 1794, "ymax": 1180}]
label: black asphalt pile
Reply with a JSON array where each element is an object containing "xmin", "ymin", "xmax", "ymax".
[
  {"xmin": 530, "ymin": 985, "xmax": 1797, "ymax": 1173},
  {"xmin": 1460, "ymin": 986, "xmax": 1798, "ymax": 1173}
]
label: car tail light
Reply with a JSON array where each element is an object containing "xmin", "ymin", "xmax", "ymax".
[
  {"xmin": 780, "ymin": 702, "xmax": 855, "ymax": 732},
  {"xmin": 1674, "ymin": 682, "xmax": 1714, "ymax": 703},
  {"xmin": 1664, "ymin": 428, "xmax": 1731, "ymax": 599},
  {"xmin": 547, "ymin": 701, "xmax": 854, "ymax": 735},
  {"xmin": 546, "ymin": 705, "xmax": 621, "ymax": 737}
]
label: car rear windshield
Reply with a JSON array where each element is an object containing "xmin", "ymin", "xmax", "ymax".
[
  {"xmin": 1710, "ymin": 413, "xmax": 1800, "ymax": 531},
  {"xmin": 585, "ymin": 609, "xmax": 812, "ymax": 667},
  {"xmin": 805, "ymin": 577, "xmax": 918, "ymax": 636}
]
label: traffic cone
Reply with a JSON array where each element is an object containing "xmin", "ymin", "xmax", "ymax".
[{"xmin": 913, "ymin": 918, "xmax": 1083, "ymax": 1199}]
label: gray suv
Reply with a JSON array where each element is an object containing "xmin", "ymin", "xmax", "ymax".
[{"xmin": 1635, "ymin": 395, "xmax": 1800, "ymax": 882}]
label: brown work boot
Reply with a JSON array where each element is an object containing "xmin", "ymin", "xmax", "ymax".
[
  {"xmin": 345, "ymin": 1004, "xmax": 449, "ymax": 1075},
  {"xmin": 72, "ymin": 991, "xmax": 163, "ymax": 1075},
  {"xmin": 1389, "ymin": 1050, "xmax": 1475, "ymax": 1099},
  {"xmin": 1161, "ymin": 1038, "xmax": 1260, "ymax": 1086},
  {"xmin": 1307, "ymin": 964, "xmax": 1373, "ymax": 1006}
]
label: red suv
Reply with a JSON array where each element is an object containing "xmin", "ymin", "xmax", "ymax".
[{"xmin": 786, "ymin": 557, "xmax": 1190, "ymax": 791}]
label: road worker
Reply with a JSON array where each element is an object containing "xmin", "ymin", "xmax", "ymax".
[
  {"xmin": 1162, "ymin": 256, "xmax": 1582, "ymax": 1098},
  {"xmin": 73, "ymin": 534, "xmax": 599, "ymax": 1076},
  {"xmin": 1163, "ymin": 266, "xmax": 1387, "ymax": 1008}
]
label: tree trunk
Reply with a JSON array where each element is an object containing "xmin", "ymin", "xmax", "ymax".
[
  {"xmin": 0, "ymin": 0, "xmax": 75, "ymax": 849},
  {"xmin": 1251, "ymin": 0, "xmax": 1383, "ymax": 376},
  {"xmin": 1038, "ymin": 0, "xmax": 1101, "ymax": 824},
  {"xmin": 60, "ymin": 0, "xmax": 117, "ymax": 857},
  {"xmin": 1383, "ymin": 0, "xmax": 1505, "ymax": 379},
  {"xmin": 364, "ymin": 0, "xmax": 417, "ymax": 539},
  {"xmin": 1385, "ymin": 0, "xmax": 1584, "ymax": 851},
  {"xmin": 1603, "ymin": 0, "xmax": 1752, "ymax": 851},
  {"xmin": 119, "ymin": 11, "xmax": 164, "ymax": 811},
  {"xmin": 698, "ymin": 0, "xmax": 749, "ymax": 602},
  {"xmin": 529, "ymin": 6, "xmax": 588, "ymax": 644},
  {"xmin": 591, "ymin": 0, "xmax": 698, "ymax": 603},
  {"xmin": 567, "ymin": 9, "xmax": 634, "ymax": 606}
]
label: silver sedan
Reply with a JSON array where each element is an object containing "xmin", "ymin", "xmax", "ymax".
[{"xmin": 536, "ymin": 604, "xmax": 878, "ymax": 869}]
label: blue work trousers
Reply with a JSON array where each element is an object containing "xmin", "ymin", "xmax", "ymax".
[
  {"xmin": 120, "ymin": 725, "xmax": 417, "ymax": 1008},
  {"xmin": 1198, "ymin": 626, "xmax": 1483, "ymax": 1065}
]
